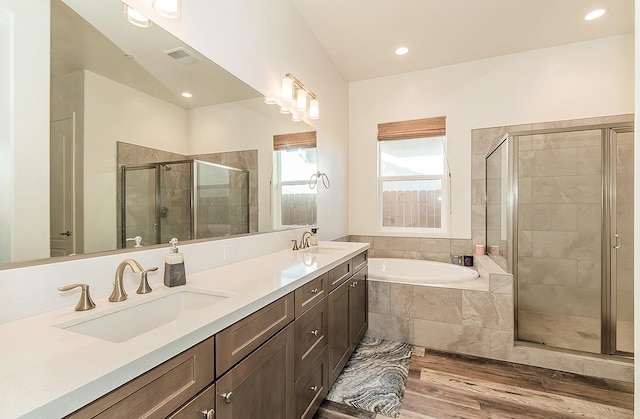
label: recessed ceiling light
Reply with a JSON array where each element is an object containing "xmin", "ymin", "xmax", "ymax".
[
  {"xmin": 395, "ymin": 47, "xmax": 409, "ymax": 56},
  {"xmin": 181, "ymin": 92, "xmax": 192, "ymax": 98},
  {"xmin": 584, "ymin": 9, "xmax": 606, "ymax": 21}
]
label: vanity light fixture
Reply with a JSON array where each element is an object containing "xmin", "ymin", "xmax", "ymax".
[
  {"xmin": 266, "ymin": 73, "xmax": 319, "ymax": 121},
  {"xmin": 124, "ymin": 5, "xmax": 152, "ymax": 28},
  {"xmin": 153, "ymin": 0, "xmax": 181, "ymax": 18},
  {"xmin": 584, "ymin": 9, "xmax": 606, "ymax": 20}
]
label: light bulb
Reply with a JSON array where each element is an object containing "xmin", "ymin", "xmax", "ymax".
[
  {"xmin": 124, "ymin": 5, "xmax": 152, "ymax": 28},
  {"xmin": 584, "ymin": 9, "xmax": 606, "ymax": 21},
  {"xmin": 296, "ymin": 89, "xmax": 308, "ymax": 112},
  {"xmin": 309, "ymin": 99, "xmax": 319, "ymax": 119},
  {"xmin": 281, "ymin": 77, "xmax": 294, "ymax": 102}
]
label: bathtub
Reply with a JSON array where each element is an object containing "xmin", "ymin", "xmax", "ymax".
[{"xmin": 368, "ymin": 258, "xmax": 479, "ymax": 285}]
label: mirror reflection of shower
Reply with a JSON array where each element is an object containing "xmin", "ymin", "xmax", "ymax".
[{"xmin": 120, "ymin": 159, "xmax": 249, "ymax": 248}]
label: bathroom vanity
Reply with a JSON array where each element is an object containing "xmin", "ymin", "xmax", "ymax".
[{"xmin": 0, "ymin": 242, "xmax": 368, "ymax": 418}]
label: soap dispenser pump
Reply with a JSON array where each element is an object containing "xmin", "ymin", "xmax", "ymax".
[{"xmin": 164, "ymin": 238, "xmax": 186, "ymax": 287}]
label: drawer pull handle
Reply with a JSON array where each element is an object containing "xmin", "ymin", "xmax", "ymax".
[
  {"xmin": 221, "ymin": 392, "xmax": 233, "ymax": 403},
  {"xmin": 349, "ymin": 280, "xmax": 358, "ymax": 288},
  {"xmin": 309, "ymin": 329, "xmax": 319, "ymax": 336},
  {"xmin": 309, "ymin": 385, "xmax": 319, "ymax": 392},
  {"xmin": 201, "ymin": 408, "xmax": 215, "ymax": 419},
  {"xmin": 310, "ymin": 288, "xmax": 319, "ymax": 294}
]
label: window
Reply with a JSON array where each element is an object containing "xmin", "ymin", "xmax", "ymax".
[
  {"xmin": 272, "ymin": 131, "xmax": 317, "ymax": 228},
  {"xmin": 377, "ymin": 117, "xmax": 448, "ymax": 234}
]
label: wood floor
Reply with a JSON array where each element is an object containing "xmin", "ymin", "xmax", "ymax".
[{"xmin": 314, "ymin": 346, "xmax": 634, "ymax": 419}]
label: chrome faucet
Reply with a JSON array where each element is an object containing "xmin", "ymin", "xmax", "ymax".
[
  {"xmin": 109, "ymin": 259, "xmax": 143, "ymax": 302},
  {"xmin": 300, "ymin": 230, "xmax": 313, "ymax": 249}
]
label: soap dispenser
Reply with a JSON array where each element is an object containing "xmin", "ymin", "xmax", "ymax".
[
  {"xmin": 309, "ymin": 228, "xmax": 319, "ymax": 246},
  {"xmin": 164, "ymin": 238, "xmax": 186, "ymax": 287}
]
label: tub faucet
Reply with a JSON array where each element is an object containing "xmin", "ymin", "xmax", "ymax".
[{"xmin": 109, "ymin": 259, "xmax": 143, "ymax": 302}]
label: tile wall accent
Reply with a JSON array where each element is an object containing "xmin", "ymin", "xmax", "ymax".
[{"xmin": 348, "ymin": 235, "xmax": 472, "ymax": 262}]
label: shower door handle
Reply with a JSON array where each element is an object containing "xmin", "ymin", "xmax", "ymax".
[{"xmin": 613, "ymin": 234, "xmax": 622, "ymax": 249}]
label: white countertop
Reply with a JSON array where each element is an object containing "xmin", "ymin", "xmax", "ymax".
[{"xmin": 0, "ymin": 241, "xmax": 368, "ymax": 419}]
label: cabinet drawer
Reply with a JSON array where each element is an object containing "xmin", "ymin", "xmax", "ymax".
[
  {"xmin": 67, "ymin": 337, "xmax": 214, "ymax": 419},
  {"xmin": 295, "ymin": 347, "xmax": 328, "ymax": 419},
  {"xmin": 216, "ymin": 324, "xmax": 295, "ymax": 419},
  {"xmin": 328, "ymin": 259, "xmax": 352, "ymax": 291},
  {"xmin": 216, "ymin": 292, "xmax": 294, "ymax": 377},
  {"xmin": 294, "ymin": 297, "xmax": 328, "ymax": 381},
  {"xmin": 169, "ymin": 384, "xmax": 215, "ymax": 419},
  {"xmin": 352, "ymin": 251, "xmax": 368, "ymax": 273},
  {"xmin": 295, "ymin": 273, "xmax": 328, "ymax": 316}
]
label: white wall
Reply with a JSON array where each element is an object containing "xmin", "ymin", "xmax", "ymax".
[
  {"xmin": 83, "ymin": 71, "xmax": 188, "ymax": 252},
  {"xmin": 0, "ymin": 0, "xmax": 50, "ymax": 262},
  {"xmin": 124, "ymin": 0, "xmax": 350, "ymax": 240},
  {"xmin": 349, "ymin": 35, "xmax": 634, "ymax": 239},
  {"xmin": 0, "ymin": 5, "xmax": 12, "ymax": 263}
]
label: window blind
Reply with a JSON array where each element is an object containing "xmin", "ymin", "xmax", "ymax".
[
  {"xmin": 377, "ymin": 116, "xmax": 446, "ymax": 141},
  {"xmin": 273, "ymin": 131, "xmax": 317, "ymax": 150}
]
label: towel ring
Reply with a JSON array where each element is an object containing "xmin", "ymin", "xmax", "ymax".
[{"xmin": 309, "ymin": 171, "xmax": 330, "ymax": 189}]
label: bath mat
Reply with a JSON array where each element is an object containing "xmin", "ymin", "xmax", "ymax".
[{"xmin": 326, "ymin": 336, "xmax": 413, "ymax": 418}]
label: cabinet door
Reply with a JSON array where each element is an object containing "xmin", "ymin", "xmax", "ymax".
[
  {"xmin": 349, "ymin": 267, "xmax": 368, "ymax": 346},
  {"xmin": 216, "ymin": 324, "xmax": 295, "ymax": 419},
  {"xmin": 169, "ymin": 384, "xmax": 215, "ymax": 419},
  {"xmin": 328, "ymin": 279, "xmax": 351, "ymax": 386}
]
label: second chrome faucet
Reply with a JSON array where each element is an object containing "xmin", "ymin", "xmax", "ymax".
[{"xmin": 109, "ymin": 259, "xmax": 158, "ymax": 302}]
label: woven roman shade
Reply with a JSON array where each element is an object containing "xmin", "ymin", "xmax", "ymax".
[
  {"xmin": 273, "ymin": 131, "xmax": 317, "ymax": 150},
  {"xmin": 377, "ymin": 116, "xmax": 446, "ymax": 141}
]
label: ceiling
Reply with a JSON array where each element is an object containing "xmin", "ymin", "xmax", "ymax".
[
  {"xmin": 291, "ymin": 0, "xmax": 635, "ymax": 82},
  {"xmin": 54, "ymin": 0, "xmax": 261, "ymax": 109}
]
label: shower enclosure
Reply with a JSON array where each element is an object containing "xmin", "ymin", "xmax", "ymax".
[
  {"xmin": 120, "ymin": 159, "xmax": 249, "ymax": 248},
  {"xmin": 487, "ymin": 121, "xmax": 634, "ymax": 357}
]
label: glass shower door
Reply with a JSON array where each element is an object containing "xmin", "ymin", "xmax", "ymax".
[
  {"xmin": 611, "ymin": 128, "xmax": 634, "ymax": 354},
  {"xmin": 515, "ymin": 129, "xmax": 603, "ymax": 354},
  {"xmin": 122, "ymin": 166, "xmax": 156, "ymax": 248}
]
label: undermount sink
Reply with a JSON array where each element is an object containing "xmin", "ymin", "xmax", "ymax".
[
  {"xmin": 56, "ymin": 290, "xmax": 229, "ymax": 343},
  {"xmin": 301, "ymin": 246, "xmax": 345, "ymax": 254}
]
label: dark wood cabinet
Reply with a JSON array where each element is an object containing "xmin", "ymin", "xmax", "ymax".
[
  {"xmin": 328, "ymin": 260, "xmax": 368, "ymax": 387},
  {"xmin": 328, "ymin": 276, "xmax": 352, "ymax": 386},
  {"xmin": 216, "ymin": 293, "xmax": 294, "ymax": 378},
  {"xmin": 215, "ymin": 324, "xmax": 295, "ymax": 419},
  {"xmin": 349, "ymin": 266, "xmax": 368, "ymax": 346},
  {"xmin": 66, "ymin": 337, "xmax": 215, "ymax": 419},
  {"xmin": 295, "ymin": 347, "xmax": 329, "ymax": 419},
  {"xmin": 294, "ymin": 297, "xmax": 328, "ymax": 381},
  {"xmin": 168, "ymin": 384, "xmax": 215, "ymax": 419}
]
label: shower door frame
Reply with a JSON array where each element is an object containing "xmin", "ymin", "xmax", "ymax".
[
  {"xmin": 120, "ymin": 160, "xmax": 195, "ymax": 248},
  {"xmin": 505, "ymin": 122, "xmax": 634, "ymax": 357}
]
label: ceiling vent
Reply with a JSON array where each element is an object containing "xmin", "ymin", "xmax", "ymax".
[{"xmin": 163, "ymin": 47, "xmax": 204, "ymax": 65}]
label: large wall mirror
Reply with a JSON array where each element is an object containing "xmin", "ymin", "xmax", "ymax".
[{"xmin": 2, "ymin": 0, "xmax": 316, "ymax": 265}]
